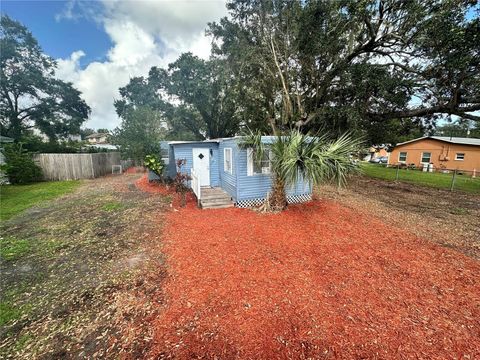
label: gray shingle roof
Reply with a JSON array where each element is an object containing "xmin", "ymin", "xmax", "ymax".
[
  {"xmin": 396, "ymin": 136, "xmax": 480, "ymax": 146},
  {"xmin": 430, "ymin": 136, "xmax": 480, "ymax": 146}
]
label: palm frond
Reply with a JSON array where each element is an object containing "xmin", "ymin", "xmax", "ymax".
[
  {"xmin": 279, "ymin": 130, "xmax": 362, "ymax": 188},
  {"xmin": 238, "ymin": 128, "xmax": 267, "ymax": 164},
  {"xmin": 315, "ymin": 133, "xmax": 363, "ymax": 187},
  {"xmin": 239, "ymin": 128, "xmax": 362, "ymax": 189}
]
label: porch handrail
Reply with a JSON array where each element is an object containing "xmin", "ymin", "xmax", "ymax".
[{"xmin": 191, "ymin": 168, "xmax": 201, "ymax": 205}]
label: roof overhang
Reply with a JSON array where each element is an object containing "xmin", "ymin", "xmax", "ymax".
[
  {"xmin": 395, "ymin": 136, "xmax": 480, "ymax": 147},
  {"xmin": 168, "ymin": 139, "xmax": 221, "ymax": 145}
]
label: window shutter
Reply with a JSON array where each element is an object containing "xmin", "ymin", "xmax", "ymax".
[{"xmin": 247, "ymin": 148, "xmax": 253, "ymax": 176}]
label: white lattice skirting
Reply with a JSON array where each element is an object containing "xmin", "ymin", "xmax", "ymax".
[
  {"xmin": 236, "ymin": 193, "xmax": 312, "ymax": 208},
  {"xmin": 287, "ymin": 193, "xmax": 312, "ymax": 204}
]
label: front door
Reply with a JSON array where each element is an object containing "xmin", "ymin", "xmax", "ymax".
[{"xmin": 192, "ymin": 148, "xmax": 210, "ymax": 186}]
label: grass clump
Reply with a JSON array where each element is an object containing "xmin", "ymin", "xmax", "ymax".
[
  {"xmin": 0, "ymin": 237, "xmax": 31, "ymax": 261},
  {"xmin": 361, "ymin": 163, "xmax": 480, "ymax": 193},
  {"xmin": 0, "ymin": 302, "xmax": 23, "ymax": 326},
  {"xmin": 101, "ymin": 201, "xmax": 124, "ymax": 212},
  {"xmin": 449, "ymin": 207, "xmax": 469, "ymax": 215},
  {"xmin": 0, "ymin": 180, "xmax": 81, "ymax": 221}
]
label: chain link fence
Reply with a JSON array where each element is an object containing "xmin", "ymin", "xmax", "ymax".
[{"xmin": 363, "ymin": 163, "xmax": 480, "ymax": 193}]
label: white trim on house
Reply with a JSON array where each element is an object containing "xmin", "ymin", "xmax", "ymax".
[
  {"xmin": 247, "ymin": 148, "xmax": 254, "ymax": 176},
  {"xmin": 398, "ymin": 151, "xmax": 407, "ymax": 162},
  {"xmin": 455, "ymin": 153, "xmax": 465, "ymax": 161},
  {"xmin": 224, "ymin": 147, "xmax": 233, "ymax": 174},
  {"xmin": 192, "ymin": 148, "xmax": 210, "ymax": 186},
  {"xmin": 247, "ymin": 148, "xmax": 272, "ymax": 176},
  {"xmin": 420, "ymin": 152, "xmax": 432, "ymax": 164},
  {"xmin": 169, "ymin": 139, "xmax": 220, "ymax": 145}
]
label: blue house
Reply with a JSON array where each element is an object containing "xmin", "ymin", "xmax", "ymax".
[{"xmin": 152, "ymin": 137, "xmax": 312, "ymax": 208}]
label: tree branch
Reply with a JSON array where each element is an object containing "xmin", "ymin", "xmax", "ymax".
[
  {"xmin": 368, "ymin": 103, "xmax": 480, "ymax": 121},
  {"xmin": 452, "ymin": 111, "xmax": 480, "ymax": 122}
]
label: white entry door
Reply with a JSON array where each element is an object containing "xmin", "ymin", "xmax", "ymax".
[{"xmin": 192, "ymin": 148, "xmax": 210, "ymax": 186}]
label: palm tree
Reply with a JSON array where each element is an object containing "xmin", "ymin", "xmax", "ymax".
[{"xmin": 239, "ymin": 129, "xmax": 362, "ymax": 211}]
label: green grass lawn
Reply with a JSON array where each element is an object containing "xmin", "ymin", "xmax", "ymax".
[
  {"xmin": 0, "ymin": 180, "xmax": 81, "ymax": 222},
  {"xmin": 361, "ymin": 163, "xmax": 480, "ymax": 194}
]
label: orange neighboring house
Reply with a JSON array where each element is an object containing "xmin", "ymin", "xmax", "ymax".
[{"xmin": 388, "ymin": 136, "xmax": 480, "ymax": 172}]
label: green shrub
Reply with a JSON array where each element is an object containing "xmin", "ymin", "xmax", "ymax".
[
  {"xmin": 1, "ymin": 143, "xmax": 42, "ymax": 184},
  {"xmin": 19, "ymin": 134, "xmax": 82, "ymax": 153},
  {"xmin": 144, "ymin": 154, "xmax": 165, "ymax": 177}
]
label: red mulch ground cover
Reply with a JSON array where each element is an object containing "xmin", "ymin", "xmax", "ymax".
[
  {"xmin": 136, "ymin": 178, "xmax": 480, "ymax": 358},
  {"xmin": 135, "ymin": 175, "xmax": 172, "ymax": 196},
  {"xmin": 135, "ymin": 175, "xmax": 196, "ymax": 208},
  {"xmin": 124, "ymin": 166, "xmax": 146, "ymax": 174}
]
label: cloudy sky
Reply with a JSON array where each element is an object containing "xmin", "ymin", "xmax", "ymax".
[{"xmin": 2, "ymin": 0, "xmax": 228, "ymax": 130}]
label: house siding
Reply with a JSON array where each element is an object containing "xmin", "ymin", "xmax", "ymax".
[
  {"xmin": 156, "ymin": 137, "xmax": 312, "ymax": 205},
  {"xmin": 388, "ymin": 139, "xmax": 480, "ymax": 172},
  {"xmin": 171, "ymin": 143, "xmax": 220, "ymax": 187},
  {"xmin": 218, "ymin": 139, "xmax": 238, "ymax": 200},
  {"xmin": 233, "ymin": 138, "xmax": 311, "ymax": 201}
]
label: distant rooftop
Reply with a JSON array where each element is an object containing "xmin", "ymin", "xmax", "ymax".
[
  {"xmin": 85, "ymin": 132, "xmax": 109, "ymax": 138},
  {"xmin": 396, "ymin": 136, "xmax": 480, "ymax": 147},
  {"xmin": 84, "ymin": 144, "xmax": 117, "ymax": 150}
]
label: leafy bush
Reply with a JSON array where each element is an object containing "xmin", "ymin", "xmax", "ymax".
[
  {"xmin": 144, "ymin": 154, "xmax": 165, "ymax": 177},
  {"xmin": 1, "ymin": 144, "xmax": 42, "ymax": 184}
]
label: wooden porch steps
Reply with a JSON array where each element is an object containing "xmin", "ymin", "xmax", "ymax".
[{"xmin": 200, "ymin": 187, "xmax": 234, "ymax": 209}]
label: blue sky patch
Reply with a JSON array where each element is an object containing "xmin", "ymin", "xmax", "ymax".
[{"xmin": 2, "ymin": 0, "xmax": 111, "ymax": 67}]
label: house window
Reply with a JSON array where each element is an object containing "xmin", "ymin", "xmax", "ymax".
[
  {"xmin": 398, "ymin": 152, "xmax": 407, "ymax": 162},
  {"xmin": 455, "ymin": 153, "xmax": 465, "ymax": 161},
  {"xmin": 421, "ymin": 152, "xmax": 431, "ymax": 163},
  {"xmin": 224, "ymin": 148, "xmax": 233, "ymax": 174},
  {"xmin": 247, "ymin": 148, "xmax": 271, "ymax": 176}
]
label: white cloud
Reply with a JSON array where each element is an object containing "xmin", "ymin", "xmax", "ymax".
[
  {"xmin": 55, "ymin": 0, "xmax": 77, "ymax": 22},
  {"xmin": 55, "ymin": 0, "xmax": 228, "ymax": 130}
]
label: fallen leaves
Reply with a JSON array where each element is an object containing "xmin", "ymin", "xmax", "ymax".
[{"xmin": 0, "ymin": 174, "xmax": 169, "ymax": 359}]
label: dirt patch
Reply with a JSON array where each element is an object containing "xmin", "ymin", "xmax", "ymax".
[
  {"xmin": 0, "ymin": 174, "xmax": 169, "ymax": 359},
  {"xmin": 318, "ymin": 176, "xmax": 480, "ymax": 259}
]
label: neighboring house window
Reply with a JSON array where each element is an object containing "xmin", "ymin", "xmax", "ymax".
[
  {"xmin": 421, "ymin": 152, "xmax": 432, "ymax": 163},
  {"xmin": 398, "ymin": 152, "xmax": 407, "ymax": 162},
  {"xmin": 247, "ymin": 148, "xmax": 271, "ymax": 176},
  {"xmin": 224, "ymin": 148, "xmax": 233, "ymax": 174},
  {"xmin": 455, "ymin": 153, "xmax": 465, "ymax": 161}
]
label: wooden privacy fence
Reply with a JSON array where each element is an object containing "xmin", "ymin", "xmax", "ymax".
[{"xmin": 34, "ymin": 152, "xmax": 121, "ymax": 181}]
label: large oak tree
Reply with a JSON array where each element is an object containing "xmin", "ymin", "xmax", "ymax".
[
  {"xmin": 115, "ymin": 53, "xmax": 241, "ymax": 140},
  {"xmin": 0, "ymin": 15, "xmax": 90, "ymax": 141},
  {"xmin": 208, "ymin": 0, "xmax": 479, "ymax": 138}
]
